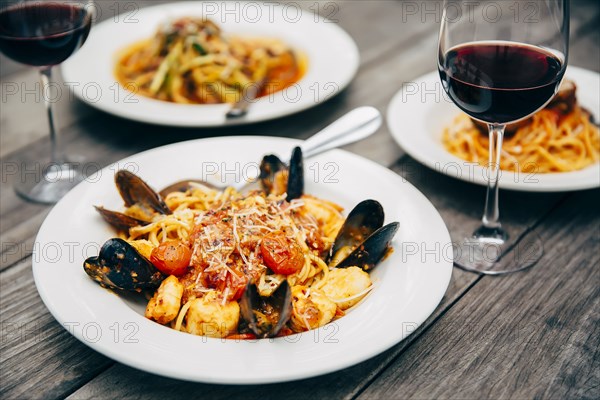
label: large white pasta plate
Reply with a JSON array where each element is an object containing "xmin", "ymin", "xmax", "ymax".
[{"xmin": 33, "ymin": 136, "xmax": 452, "ymax": 384}]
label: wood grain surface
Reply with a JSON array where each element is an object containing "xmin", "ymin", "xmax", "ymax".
[{"xmin": 1, "ymin": 1, "xmax": 599, "ymax": 399}]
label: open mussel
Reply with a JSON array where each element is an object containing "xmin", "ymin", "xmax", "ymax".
[
  {"xmin": 329, "ymin": 200, "xmax": 399, "ymax": 271},
  {"xmin": 83, "ymin": 238, "xmax": 165, "ymax": 291},
  {"xmin": 333, "ymin": 222, "xmax": 399, "ymax": 270},
  {"xmin": 94, "ymin": 206, "xmax": 148, "ymax": 232},
  {"xmin": 328, "ymin": 200, "xmax": 384, "ymax": 264},
  {"xmin": 259, "ymin": 154, "xmax": 286, "ymax": 194},
  {"xmin": 96, "ymin": 170, "xmax": 172, "ymax": 231},
  {"xmin": 259, "ymin": 146, "xmax": 304, "ymax": 201},
  {"xmin": 239, "ymin": 280, "xmax": 292, "ymax": 338},
  {"xmin": 115, "ymin": 170, "xmax": 172, "ymax": 217}
]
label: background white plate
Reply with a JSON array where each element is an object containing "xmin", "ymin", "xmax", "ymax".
[
  {"xmin": 387, "ymin": 66, "xmax": 600, "ymax": 192},
  {"xmin": 33, "ymin": 137, "xmax": 453, "ymax": 384},
  {"xmin": 62, "ymin": 1, "xmax": 359, "ymax": 126}
]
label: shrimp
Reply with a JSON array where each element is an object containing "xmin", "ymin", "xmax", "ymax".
[
  {"xmin": 185, "ymin": 291, "xmax": 240, "ymax": 338},
  {"xmin": 299, "ymin": 195, "xmax": 345, "ymax": 240},
  {"xmin": 320, "ymin": 267, "xmax": 372, "ymax": 310},
  {"xmin": 145, "ymin": 275, "xmax": 184, "ymax": 324},
  {"xmin": 289, "ymin": 285, "xmax": 337, "ymax": 332}
]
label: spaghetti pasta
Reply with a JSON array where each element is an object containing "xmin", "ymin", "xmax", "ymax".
[
  {"xmin": 113, "ymin": 184, "xmax": 378, "ymax": 338},
  {"xmin": 85, "ymin": 165, "xmax": 398, "ymax": 339},
  {"xmin": 442, "ymin": 81, "xmax": 599, "ymax": 173}
]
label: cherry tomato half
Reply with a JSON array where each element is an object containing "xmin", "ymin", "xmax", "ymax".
[
  {"xmin": 260, "ymin": 231, "xmax": 304, "ymax": 275},
  {"xmin": 150, "ymin": 240, "xmax": 192, "ymax": 276}
]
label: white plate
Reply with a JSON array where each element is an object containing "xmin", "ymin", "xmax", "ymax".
[
  {"xmin": 33, "ymin": 136, "xmax": 452, "ymax": 384},
  {"xmin": 387, "ymin": 66, "xmax": 600, "ymax": 192},
  {"xmin": 62, "ymin": 1, "xmax": 359, "ymax": 127}
]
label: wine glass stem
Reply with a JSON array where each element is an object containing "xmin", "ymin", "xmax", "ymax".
[
  {"xmin": 482, "ymin": 123, "xmax": 505, "ymax": 228},
  {"xmin": 39, "ymin": 66, "xmax": 60, "ymax": 164}
]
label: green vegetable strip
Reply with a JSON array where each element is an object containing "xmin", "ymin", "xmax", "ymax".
[{"xmin": 149, "ymin": 42, "xmax": 182, "ymax": 94}]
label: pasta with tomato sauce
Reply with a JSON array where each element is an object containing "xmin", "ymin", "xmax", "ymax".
[
  {"xmin": 114, "ymin": 183, "xmax": 376, "ymax": 338},
  {"xmin": 114, "ymin": 17, "xmax": 306, "ymax": 104}
]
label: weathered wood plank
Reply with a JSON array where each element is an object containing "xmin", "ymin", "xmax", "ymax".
[
  {"xmin": 355, "ymin": 189, "xmax": 600, "ymax": 400},
  {"xmin": 0, "ymin": 68, "xmax": 95, "ymax": 158},
  {"xmin": 0, "ymin": 258, "xmax": 113, "ymax": 400},
  {"xmin": 0, "ymin": 110, "xmax": 134, "ymax": 219},
  {"xmin": 394, "ymin": 156, "xmax": 566, "ymax": 245},
  {"xmin": 0, "ymin": 209, "xmax": 49, "ymax": 271},
  {"xmin": 0, "ymin": 1, "xmax": 598, "ymax": 399}
]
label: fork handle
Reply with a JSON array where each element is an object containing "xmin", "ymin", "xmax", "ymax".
[{"xmin": 301, "ymin": 106, "xmax": 382, "ymax": 158}]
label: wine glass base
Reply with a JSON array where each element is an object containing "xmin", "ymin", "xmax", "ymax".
[
  {"xmin": 14, "ymin": 161, "xmax": 86, "ymax": 204},
  {"xmin": 454, "ymin": 226, "xmax": 543, "ymax": 275}
]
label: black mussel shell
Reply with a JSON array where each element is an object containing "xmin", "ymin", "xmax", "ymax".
[
  {"xmin": 286, "ymin": 146, "xmax": 304, "ymax": 201},
  {"xmin": 259, "ymin": 147, "xmax": 304, "ymax": 201},
  {"xmin": 94, "ymin": 206, "xmax": 149, "ymax": 231},
  {"xmin": 239, "ymin": 280, "xmax": 292, "ymax": 338},
  {"xmin": 83, "ymin": 238, "xmax": 164, "ymax": 291},
  {"xmin": 259, "ymin": 154, "xmax": 286, "ymax": 194},
  {"xmin": 115, "ymin": 170, "xmax": 171, "ymax": 216},
  {"xmin": 328, "ymin": 200, "xmax": 385, "ymax": 265},
  {"xmin": 335, "ymin": 222, "xmax": 400, "ymax": 271}
]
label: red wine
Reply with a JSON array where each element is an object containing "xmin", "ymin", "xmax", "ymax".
[
  {"xmin": 439, "ymin": 41, "xmax": 565, "ymax": 124},
  {"xmin": 0, "ymin": 3, "xmax": 91, "ymax": 67}
]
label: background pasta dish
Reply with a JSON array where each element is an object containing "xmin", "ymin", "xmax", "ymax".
[
  {"xmin": 114, "ymin": 17, "xmax": 306, "ymax": 104},
  {"xmin": 442, "ymin": 80, "xmax": 600, "ymax": 173}
]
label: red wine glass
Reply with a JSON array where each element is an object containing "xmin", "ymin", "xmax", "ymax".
[
  {"xmin": 0, "ymin": 0, "xmax": 93, "ymax": 203},
  {"xmin": 438, "ymin": 0, "xmax": 569, "ymax": 274}
]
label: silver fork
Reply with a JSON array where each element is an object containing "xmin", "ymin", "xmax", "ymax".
[{"xmin": 160, "ymin": 106, "xmax": 382, "ymax": 195}]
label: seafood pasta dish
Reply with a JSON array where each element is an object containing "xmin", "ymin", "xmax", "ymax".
[
  {"xmin": 114, "ymin": 17, "xmax": 305, "ymax": 104},
  {"xmin": 442, "ymin": 79, "xmax": 600, "ymax": 173},
  {"xmin": 84, "ymin": 148, "xmax": 399, "ymax": 339}
]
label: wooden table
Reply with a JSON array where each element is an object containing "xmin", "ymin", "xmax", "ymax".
[{"xmin": 1, "ymin": 1, "xmax": 599, "ymax": 398}]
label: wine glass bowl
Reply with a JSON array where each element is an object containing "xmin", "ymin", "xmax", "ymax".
[
  {"xmin": 0, "ymin": 2, "xmax": 91, "ymax": 66},
  {"xmin": 439, "ymin": 42, "xmax": 566, "ymax": 124},
  {"xmin": 438, "ymin": 0, "xmax": 569, "ymax": 274},
  {"xmin": 0, "ymin": 0, "xmax": 93, "ymax": 203}
]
